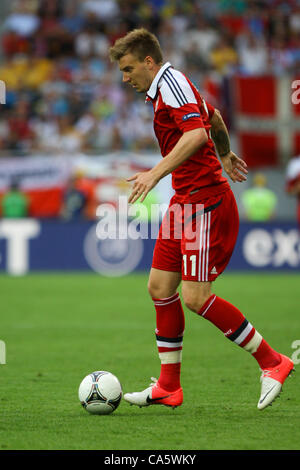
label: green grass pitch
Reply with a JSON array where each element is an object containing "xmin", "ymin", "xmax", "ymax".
[{"xmin": 0, "ymin": 272, "xmax": 299, "ymax": 450}]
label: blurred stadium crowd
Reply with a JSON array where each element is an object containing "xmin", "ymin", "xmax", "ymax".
[{"xmin": 0, "ymin": 0, "xmax": 300, "ymax": 157}]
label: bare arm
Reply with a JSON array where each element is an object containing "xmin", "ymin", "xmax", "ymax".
[
  {"xmin": 150, "ymin": 127, "xmax": 208, "ymax": 181},
  {"xmin": 210, "ymin": 108, "xmax": 231, "ymax": 157},
  {"xmin": 127, "ymin": 127, "xmax": 208, "ymax": 203},
  {"xmin": 210, "ymin": 109, "xmax": 248, "ymax": 183}
]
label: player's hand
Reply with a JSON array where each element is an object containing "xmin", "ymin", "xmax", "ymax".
[
  {"xmin": 221, "ymin": 151, "xmax": 248, "ymax": 183},
  {"xmin": 127, "ymin": 170, "xmax": 159, "ymax": 204}
]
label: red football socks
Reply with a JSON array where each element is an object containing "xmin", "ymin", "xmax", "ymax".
[
  {"xmin": 252, "ymin": 339, "xmax": 282, "ymax": 369},
  {"xmin": 198, "ymin": 295, "xmax": 281, "ymax": 369},
  {"xmin": 153, "ymin": 292, "xmax": 185, "ymax": 391},
  {"xmin": 158, "ymin": 363, "xmax": 182, "ymax": 391}
]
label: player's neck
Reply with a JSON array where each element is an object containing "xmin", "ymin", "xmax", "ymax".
[{"xmin": 149, "ymin": 63, "xmax": 163, "ymax": 83}]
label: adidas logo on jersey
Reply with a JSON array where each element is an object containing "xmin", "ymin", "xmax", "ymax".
[{"xmin": 210, "ymin": 266, "xmax": 218, "ymax": 274}]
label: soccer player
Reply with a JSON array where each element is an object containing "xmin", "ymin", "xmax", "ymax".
[
  {"xmin": 286, "ymin": 154, "xmax": 300, "ymax": 227},
  {"xmin": 109, "ymin": 29, "xmax": 294, "ymax": 410}
]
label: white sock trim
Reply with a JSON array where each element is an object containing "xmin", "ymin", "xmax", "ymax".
[
  {"xmin": 159, "ymin": 351, "xmax": 182, "ymax": 364},
  {"xmin": 243, "ymin": 331, "xmax": 263, "ymax": 354},
  {"xmin": 153, "ymin": 295, "xmax": 180, "ymax": 307},
  {"xmin": 200, "ymin": 295, "xmax": 216, "ymax": 317}
]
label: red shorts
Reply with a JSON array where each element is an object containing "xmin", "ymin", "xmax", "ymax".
[{"xmin": 152, "ymin": 188, "xmax": 239, "ymax": 282}]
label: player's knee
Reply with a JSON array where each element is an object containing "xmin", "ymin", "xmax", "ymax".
[
  {"xmin": 182, "ymin": 287, "xmax": 211, "ymax": 313},
  {"xmin": 182, "ymin": 294, "xmax": 202, "ymax": 313},
  {"xmin": 147, "ymin": 279, "xmax": 158, "ymax": 298},
  {"xmin": 147, "ymin": 279, "xmax": 165, "ymax": 299},
  {"xmin": 147, "ymin": 278, "xmax": 175, "ymax": 300}
]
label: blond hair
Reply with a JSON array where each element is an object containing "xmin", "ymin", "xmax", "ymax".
[{"xmin": 109, "ymin": 28, "xmax": 163, "ymax": 64}]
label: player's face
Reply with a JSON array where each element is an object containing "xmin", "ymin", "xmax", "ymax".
[{"xmin": 119, "ymin": 53, "xmax": 154, "ymax": 93}]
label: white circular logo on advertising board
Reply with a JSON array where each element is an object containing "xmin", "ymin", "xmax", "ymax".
[{"xmin": 83, "ymin": 224, "xmax": 144, "ymax": 276}]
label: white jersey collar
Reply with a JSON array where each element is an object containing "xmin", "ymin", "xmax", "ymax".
[{"xmin": 147, "ymin": 62, "xmax": 172, "ymax": 99}]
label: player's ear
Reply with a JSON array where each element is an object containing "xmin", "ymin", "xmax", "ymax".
[{"xmin": 144, "ymin": 55, "xmax": 155, "ymax": 68}]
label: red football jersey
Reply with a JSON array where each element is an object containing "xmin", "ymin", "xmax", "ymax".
[{"xmin": 146, "ymin": 62, "xmax": 230, "ymax": 201}]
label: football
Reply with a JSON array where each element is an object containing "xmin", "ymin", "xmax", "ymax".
[{"xmin": 78, "ymin": 371, "xmax": 122, "ymax": 415}]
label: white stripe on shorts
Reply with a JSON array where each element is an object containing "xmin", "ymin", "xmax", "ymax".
[{"xmin": 198, "ymin": 212, "xmax": 211, "ymax": 282}]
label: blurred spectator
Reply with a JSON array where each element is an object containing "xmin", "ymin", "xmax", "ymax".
[
  {"xmin": 7, "ymin": 99, "xmax": 36, "ymax": 155},
  {"xmin": 209, "ymin": 35, "xmax": 238, "ymax": 76},
  {"xmin": 218, "ymin": 3, "xmax": 247, "ymax": 36},
  {"xmin": 47, "ymin": 115, "xmax": 84, "ymax": 154},
  {"xmin": 243, "ymin": 3, "xmax": 267, "ymax": 38},
  {"xmin": 31, "ymin": 112, "xmax": 59, "ymax": 152},
  {"xmin": 0, "ymin": 116, "xmax": 10, "ymax": 151},
  {"xmin": 270, "ymin": 37, "xmax": 294, "ymax": 75},
  {"xmin": 60, "ymin": 171, "xmax": 88, "ymax": 220},
  {"xmin": 80, "ymin": 0, "xmax": 120, "ymax": 22},
  {"xmin": 237, "ymin": 32, "xmax": 270, "ymax": 75},
  {"xmin": 218, "ymin": 0, "xmax": 248, "ymax": 16},
  {"xmin": 36, "ymin": 1, "xmax": 70, "ymax": 58},
  {"xmin": 2, "ymin": 1, "xmax": 40, "ymax": 38},
  {"xmin": 22, "ymin": 55, "xmax": 54, "ymax": 89},
  {"xmin": 286, "ymin": 154, "xmax": 300, "ymax": 226},
  {"xmin": 74, "ymin": 17, "xmax": 109, "ymax": 58},
  {"xmin": 60, "ymin": 2, "xmax": 85, "ymax": 36},
  {"xmin": 289, "ymin": 5, "xmax": 300, "ymax": 35},
  {"xmin": 0, "ymin": 55, "xmax": 28, "ymax": 90},
  {"xmin": 1, "ymin": 178, "xmax": 29, "ymax": 218},
  {"xmin": 179, "ymin": 16, "xmax": 220, "ymax": 69},
  {"xmin": 241, "ymin": 172, "xmax": 278, "ymax": 221},
  {"xmin": 290, "ymin": 34, "xmax": 300, "ymax": 73}
]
